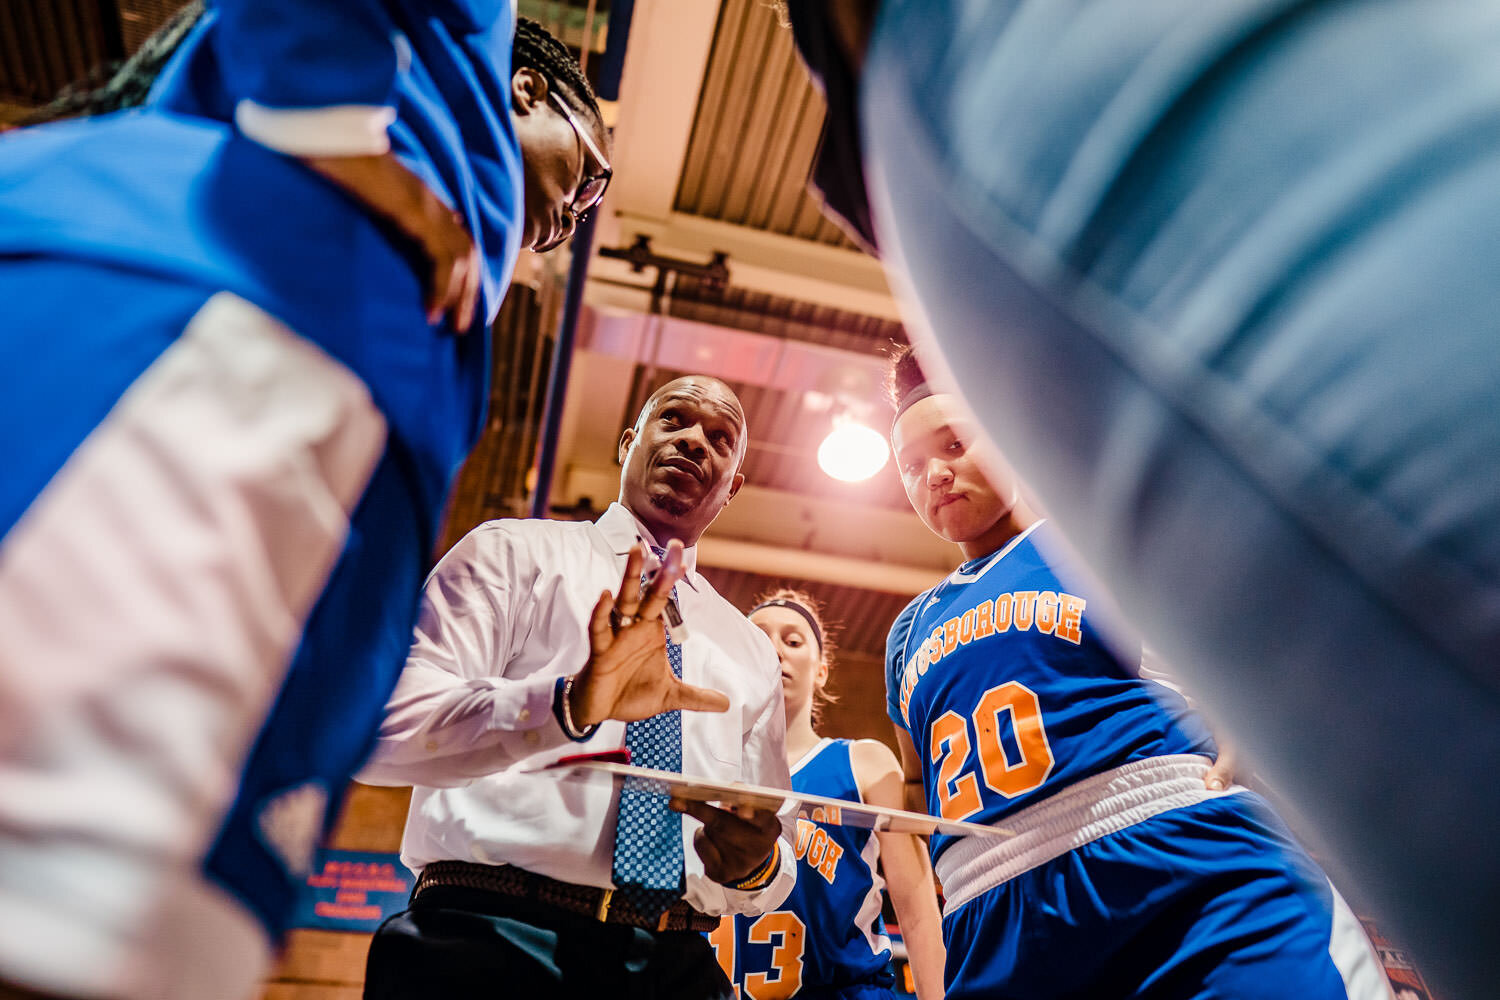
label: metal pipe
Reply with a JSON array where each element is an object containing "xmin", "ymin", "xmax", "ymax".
[{"xmin": 529, "ymin": 211, "xmax": 596, "ymax": 518}]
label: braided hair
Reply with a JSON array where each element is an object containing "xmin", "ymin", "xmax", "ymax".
[
  {"xmin": 16, "ymin": 0, "xmax": 205, "ymax": 126},
  {"xmin": 512, "ymin": 16, "xmax": 607, "ymax": 141},
  {"xmin": 21, "ymin": 7, "xmax": 605, "ymax": 151},
  {"xmin": 885, "ymin": 342, "xmax": 927, "ymax": 411}
]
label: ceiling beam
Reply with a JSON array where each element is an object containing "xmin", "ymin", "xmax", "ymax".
[
  {"xmin": 598, "ymin": 210, "xmax": 901, "ymax": 321},
  {"xmin": 695, "ymin": 536, "xmax": 943, "ymax": 596},
  {"xmin": 599, "ymin": 1, "xmax": 899, "ymax": 320},
  {"xmin": 606, "ymin": 0, "xmax": 722, "ymax": 222}
]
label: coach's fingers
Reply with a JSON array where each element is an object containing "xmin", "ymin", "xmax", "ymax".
[
  {"xmin": 588, "ymin": 590, "xmax": 615, "ymax": 655},
  {"xmin": 740, "ymin": 806, "xmax": 782, "ymax": 835},
  {"xmin": 637, "ymin": 540, "xmax": 686, "ymax": 622},
  {"xmin": 676, "ymin": 799, "xmax": 780, "ymax": 883},
  {"xmin": 670, "ymin": 798, "xmax": 768, "ymax": 834},
  {"xmin": 671, "ymin": 797, "xmax": 721, "ymax": 824},
  {"xmin": 692, "ymin": 826, "xmax": 726, "ymax": 877},
  {"xmin": 665, "ymin": 679, "xmax": 730, "ymax": 715},
  {"xmin": 614, "ymin": 544, "xmax": 647, "ymax": 619}
]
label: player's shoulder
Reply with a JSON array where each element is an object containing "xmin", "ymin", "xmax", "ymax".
[
  {"xmin": 847, "ymin": 737, "xmax": 900, "ymax": 773},
  {"xmin": 846, "ymin": 738, "xmax": 903, "ymax": 804},
  {"xmin": 886, "ymin": 587, "xmax": 935, "ymax": 661},
  {"xmin": 893, "ymin": 588, "xmax": 934, "ymax": 632}
]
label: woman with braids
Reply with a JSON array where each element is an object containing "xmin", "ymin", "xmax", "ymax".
[
  {"xmin": 710, "ymin": 590, "xmax": 947, "ymax": 1000},
  {"xmin": 882, "ymin": 345, "xmax": 1391, "ymax": 1000},
  {"xmin": 0, "ymin": 5, "xmax": 608, "ymax": 1000}
]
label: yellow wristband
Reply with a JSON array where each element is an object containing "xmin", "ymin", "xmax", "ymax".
[{"xmin": 725, "ymin": 845, "xmax": 779, "ymax": 892}]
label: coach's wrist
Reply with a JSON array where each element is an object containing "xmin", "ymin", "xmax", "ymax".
[
  {"xmin": 722, "ymin": 845, "xmax": 780, "ymax": 892},
  {"xmin": 554, "ymin": 675, "xmax": 599, "ymax": 741}
]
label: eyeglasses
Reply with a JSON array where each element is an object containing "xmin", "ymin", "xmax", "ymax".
[{"xmin": 535, "ymin": 89, "xmax": 612, "ymax": 253}]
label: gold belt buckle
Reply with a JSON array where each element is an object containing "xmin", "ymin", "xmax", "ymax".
[{"xmin": 595, "ymin": 888, "xmax": 613, "ymax": 922}]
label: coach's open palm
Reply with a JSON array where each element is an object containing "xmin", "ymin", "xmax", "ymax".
[{"xmin": 568, "ymin": 541, "xmax": 731, "ymax": 728}]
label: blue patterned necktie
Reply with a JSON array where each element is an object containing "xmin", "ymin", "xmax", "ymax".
[{"xmin": 610, "ymin": 546, "xmax": 685, "ymax": 917}]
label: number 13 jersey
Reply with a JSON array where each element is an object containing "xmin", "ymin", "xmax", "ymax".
[{"xmin": 715, "ymin": 738, "xmax": 896, "ymax": 998}]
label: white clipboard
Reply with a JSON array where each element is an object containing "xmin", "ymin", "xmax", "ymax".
[{"xmin": 541, "ymin": 752, "xmax": 1015, "ymax": 840}]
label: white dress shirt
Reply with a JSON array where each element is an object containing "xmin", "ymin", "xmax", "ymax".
[{"xmin": 359, "ymin": 502, "xmax": 796, "ymax": 916}]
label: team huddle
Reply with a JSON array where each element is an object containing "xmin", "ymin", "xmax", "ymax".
[
  {"xmin": 703, "ymin": 348, "xmax": 1389, "ymax": 1000},
  {"xmin": 3, "ymin": 0, "xmax": 1492, "ymax": 998}
]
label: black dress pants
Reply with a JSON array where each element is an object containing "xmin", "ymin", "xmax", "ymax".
[{"xmin": 363, "ymin": 885, "xmax": 735, "ymax": 1000}]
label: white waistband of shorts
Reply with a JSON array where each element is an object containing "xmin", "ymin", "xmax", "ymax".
[{"xmin": 936, "ymin": 754, "xmax": 1241, "ymax": 916}]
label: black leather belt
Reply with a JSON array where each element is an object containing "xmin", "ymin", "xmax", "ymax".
[{"xmin": 414, "ymin": 860, "xmax": 718, "ymax": 933}]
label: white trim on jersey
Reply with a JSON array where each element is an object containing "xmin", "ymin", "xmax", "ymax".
[
  {"xmin": 949, "ymin": 519, "xmax": 1047, "ymax": 586},
  {"xmin": 790, "ymin": 737, "xmax": 836, "ymax": 777},
  {"xmin": 235, "ymin": 100, "xmax": 397, "ymax": 157},
  {"xmin": 903, "ymin": 519, "xmax": 1049, "ymax": 672},
  {"xmin": 0, "ymin": 292, "xmax": 387, "ymax": 1000},
  {"xmin": 852, "ymin": 814, "xmax": 891, "ymax": 959},
  {"xmin": 1328, "ymin": 884, "xmax": 1397, "ymax": 1000},
  {"xmin": 843, "ymin": 741, "xmax": 891, "ymax": 961},
  {"xmin": 936, "ymin": 755, "xmax": 1241, "ymax": 916}
]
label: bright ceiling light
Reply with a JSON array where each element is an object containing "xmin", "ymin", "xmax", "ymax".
[{"xmin": 817, "ymin": 417, "xmax": 889, "ymax": 483}]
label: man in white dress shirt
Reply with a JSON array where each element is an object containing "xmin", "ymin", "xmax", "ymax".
[{"xmin": 358, "ymin": 376, "xmax": 795, "ymax": 999}]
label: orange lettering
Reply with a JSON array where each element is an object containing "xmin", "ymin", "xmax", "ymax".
[
  {"xmin": 793, "ymin": 819, "xmax": 816, "ymax": 858},
  {"xmin": 816, "ymin": 840, "xmax": 843, "ymax": 884},
  {"xmin": 1034, "ymin": 591, "xmax": 1058, "ymax": 636},
  {"xmin": 993, "ymin": 593, "xmax": 1013, "ymax": 632},
  {"xmin": 806, "ymin": 830, "xmax": 828, "ymax": 871},
  {"xmin": 1012, "ymin": 591, "xmax": 1037, "ymax": 631},
  {"xmin": 743, "ymin": 912, "xmax": 806, "ymax": 1000},
  {"xmin": 1057, "ymin": 594, "xmax": 1085, "ymax": 644},
  {"xmin": 974, "ymin": 600, "xmax": 994, "ymax": 639}
]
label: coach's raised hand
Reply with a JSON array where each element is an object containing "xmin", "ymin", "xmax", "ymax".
[{"xmin": 568, "ymin": 541, "xmax": 731, "ymax": 728}]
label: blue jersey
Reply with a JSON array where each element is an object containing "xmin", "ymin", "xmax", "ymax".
[
  {"xmin": 886, "ymin": 521, "xmax": 1214, "ymax": 862},
  {"xmin": 884, "ymin": 523, "xmax": 1389, "ymax": 999},
  {"xmin": 149, "ymin": 0, "xmax": 524, "ymax": 322},
  {"xmin": 0, "ymin": 0, "xmax": 523, "ymax": 952},
  {"xmin": 715, "ymin": 739, "xmax": 896, "ymax": 998}
]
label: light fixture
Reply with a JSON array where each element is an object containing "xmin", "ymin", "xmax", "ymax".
[{"xmin": 817, "ymin": 414, "xmax": 889, "ymax": 483}]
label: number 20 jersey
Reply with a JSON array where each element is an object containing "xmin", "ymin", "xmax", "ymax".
[{"xmin": 885, "ymin": 521, "xmax": 1215, "ymax": 861}]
